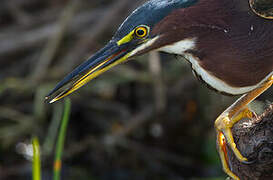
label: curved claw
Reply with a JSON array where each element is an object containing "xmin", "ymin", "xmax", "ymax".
[
  {"xmin": 215, "ymin": 114, "xmax": 249, "ymax": 161},
  {"xmin": 215, "ymin": 109, "xmax": 255, "ymax": 180},
  {"xmin": 217, "ymin": 132, "xmax": 240, "ymax": 180},
  {"xmin": 241, "ymin": 158, "xmax": 256, "ymax": 165}
]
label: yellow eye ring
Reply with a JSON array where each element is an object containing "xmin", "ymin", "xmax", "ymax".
[{"xmin": 134, "ymin": 25, "xmax": 149, "ymax": 38}]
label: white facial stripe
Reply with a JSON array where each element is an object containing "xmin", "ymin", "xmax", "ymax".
[
  {"xmin": 130, "ymin": 37, "xmax": 196, "ymax": 58},
  {"xmin": 130, "ymin": 36, "xmax": 159, "ymax": 57},
  {"xmin": 158, "ymin": 38, "xmax": 197, "ymax": 54}
]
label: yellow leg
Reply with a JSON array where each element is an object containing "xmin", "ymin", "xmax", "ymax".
[{"xmin": 215, "ymin": 75, "xmax": 273, "ymax": 180}]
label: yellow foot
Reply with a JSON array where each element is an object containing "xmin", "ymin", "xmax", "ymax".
[
  {"xmin": 216, "ymin": 108, "xmax": 253, "ymax": 160},
  {"xmin": 217, "ymin": 132, "xmax": 240, "ymax": 180},
  {"xmin": 215, "ymin": 108, "xmax": 255, "ymax": 180},
  {"xmin": 215, "ymin": 75, "xmax": 273, "ymax": 180}
]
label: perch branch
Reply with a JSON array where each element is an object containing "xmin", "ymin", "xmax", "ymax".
[{"xmin": 229, "ymin": 104, "xmax": 273, "ymax": 180}]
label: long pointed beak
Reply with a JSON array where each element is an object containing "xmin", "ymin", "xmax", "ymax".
[{"xmin": 45, "ymin": 41, "xmax": 131, "ymax": 103}]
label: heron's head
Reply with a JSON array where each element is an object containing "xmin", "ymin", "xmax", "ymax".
[{"xmin": 46, "ymin": 0, "xmax": 198, "ymax": 103}]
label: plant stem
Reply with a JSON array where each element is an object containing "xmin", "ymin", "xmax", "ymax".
[
  {"xmin": 32, "ymin": 137, "xmax": 41, "ymax": 180},
  {"xmin": 53, "ymin": 98, "xmax": 71, "ymax": 180}
]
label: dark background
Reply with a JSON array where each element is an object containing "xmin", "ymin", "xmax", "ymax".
[{"xmin": 0, "ymin": 0, "xmax": 272, "ymax": 180}]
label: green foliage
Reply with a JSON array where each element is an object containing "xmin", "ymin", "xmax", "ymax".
[{"xmin": 53, "ymin": 98, "xmax": 71, "ymax": 180}]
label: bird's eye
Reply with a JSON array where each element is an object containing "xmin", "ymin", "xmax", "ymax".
[{"xmin": 134, "ymin": 25, "xmax": 149, "ymax": 39}]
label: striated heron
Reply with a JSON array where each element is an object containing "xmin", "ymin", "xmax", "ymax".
[{"xmin": 46, "ymin": 0, "xmax": 273, "ymax": 179}]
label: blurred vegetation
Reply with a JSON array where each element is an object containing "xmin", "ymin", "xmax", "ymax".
[{"xmin": 0, "ymin": 0, "xmax": 272, "ymax": 180}]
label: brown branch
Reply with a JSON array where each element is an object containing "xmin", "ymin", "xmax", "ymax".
[{"xmin": 229, "ymin": 104, "xmax": 273, "ymax": 180}]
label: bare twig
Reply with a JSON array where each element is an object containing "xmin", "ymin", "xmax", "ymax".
[
  {"xmin": 30, "ymin": 0, "xmax": 80, "ymax": 82},
  {"xmin": 103, "ymin": 105, "xmax": 154, "ymax": 146},
  {"xmin": 0, "ymin": 8, "xmax": 104, "ymax": 57},
  {"xmin": 149, "ymin": 52, "xmax": 167, "ymax": 113},
  {"xmin": 54, "ymin": 0, "xmax": 140, "ymax": 75}
]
